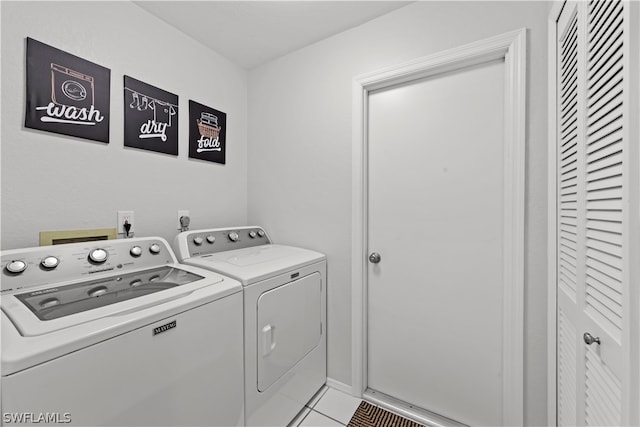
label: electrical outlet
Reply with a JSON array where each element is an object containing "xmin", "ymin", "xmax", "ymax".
[
  {"xmin": 178, "ymin": 210, "xmax": 191, "ymax": 228},
  {"xmin": 117, "ymin": 210, "xmax": 135, "ymax": 237}
]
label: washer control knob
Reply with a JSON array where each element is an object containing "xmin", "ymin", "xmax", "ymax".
[
  {"xmin": 130, "ymin": 246, "xmax": 143, "ymax": 257},
  {"xmin": 257, "ymin": 230, "xmax": 266, "ymax": 238},
  {"xmin": 249, "ymin": 231, "xmax": 257, "ymax": 239},
  {"xmin": 206, "ymin": 235, "xmax": 216, "ymax": 244},
  {"xmin": 41, "ymin": 256, "xmax": 60, "ymax": 269},
  {"xmin": 149, "ymin": 243, "xmax": 161, "ymax": 254},
  {"xmin": 40, "ymin": 297, "xmax": 60, "ymax": 308},
  {"xmin": 89, "ymin": 248, "xmax": 108, "ymax": 264},
  {"xmin": 228, "ymin": 231, "xmax": 239, "ymax": 242},
  {"xmin": 6, "ymin": 260, "xmax": 27, "ymax": 274},
  {"xmin": 88, "ymin": 286, "xmax": 108, "ymax": 297},
  {"xmin": 193, "ymin": 236, "xmax": 204, "ymax": 246}
]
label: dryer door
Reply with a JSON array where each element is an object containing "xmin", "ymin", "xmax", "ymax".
[{"xmin": 257, "ymin": 272, "xmax": 322, "ymax": 392}]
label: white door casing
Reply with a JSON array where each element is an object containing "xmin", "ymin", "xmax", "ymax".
[{"xmin": 352, "ymin": 29, "xmax": 526, "ymax": 426}]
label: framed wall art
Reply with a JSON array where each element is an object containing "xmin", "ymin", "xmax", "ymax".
[
  {"xmin": 189, "ymin": 100, "xmax": 226, "ymax": 164},
  {"xmin": 25, "ymin": 37, "xmax": 111, "ymax": 143},
  {"xmin": 124, "ymin": 75, "xmax": 178, "ymax": 155}
]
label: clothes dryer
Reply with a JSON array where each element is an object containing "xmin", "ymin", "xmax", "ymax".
[{"xmin": 174, "ymin": 226, "xmax": 327, "ymax": 427}]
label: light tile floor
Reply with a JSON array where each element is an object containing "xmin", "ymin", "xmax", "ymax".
[{"xmin": 291, "ymin": 386, "xmax": 364, "ymax": 427}]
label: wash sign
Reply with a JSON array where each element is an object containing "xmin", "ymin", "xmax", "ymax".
[{"xmin": 25, "ymin": 37, "xmax": 111, "ymax": 143}]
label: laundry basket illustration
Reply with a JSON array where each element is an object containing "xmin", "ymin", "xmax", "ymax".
[{"xmin": 197, "ymin": 112, "xmax": 221, "ymax": 139}]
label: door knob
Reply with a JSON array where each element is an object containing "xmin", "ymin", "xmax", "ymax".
[
  {"xmin": 583, "ymin": 332, "xmax": 601, "ymax": 346},
  {"xmin": 368, "ymin": 252, "xmax": 381, "ymax": 264}
]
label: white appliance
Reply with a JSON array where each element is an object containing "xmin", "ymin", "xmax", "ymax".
[
  {"xmin": 174, "ymin": 226, "xmax": 327, "ymax": 427},
  {"xmin": 1, "ymin": 237, "xmax": 244, "ymax": 426}
]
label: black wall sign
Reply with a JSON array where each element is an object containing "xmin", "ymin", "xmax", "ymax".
[
  {"xmin": 25, "ymin": 38, "xmax": 111, "ymax": 143},
  {"xmin": 124, "ymin": 76, "xmax": 178, "ymax": 155},
  {"xmin": 189, "ymin": 100, "xmax": 226, "ymax": 164}
]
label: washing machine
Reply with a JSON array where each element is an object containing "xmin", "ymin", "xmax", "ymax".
[
  {"xmin": 1, "ymin": 237, "xmax": 244, "ymax": 426},
  {"xmin": 174, "ymin": 226, "xmax": 327, "ymax": 427}
]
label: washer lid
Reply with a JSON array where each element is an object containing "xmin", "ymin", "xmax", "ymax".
[
  {"xmin": 191, "ymin": 244, "xmax": 325, "ymax": 284},
  {"xmin": 15, "ymin": 266, "xmax": 203, "ymax": 321},
  {"xmin": 1, "ymin": 264, "xmax": 236, "ymax": 337}
]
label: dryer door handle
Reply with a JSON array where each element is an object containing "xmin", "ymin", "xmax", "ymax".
[{"xmin": 262, "ymin": 324, "xmax": 276, "ymax": 356}]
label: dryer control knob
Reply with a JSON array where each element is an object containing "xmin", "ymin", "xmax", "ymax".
[
  {"xmin": 249, "ymin": 231, "xmax": 257, "ymax": 239},
  {"xmin": 130, "ymin": 246, "xmax": 142, "ymax": 257},
  {"xmin": 228, "ymin": 231, "xmax": 239, "ymax": 242},
  {"xmin": 257, "ymin": 230, "xmax": 265, "ymax": 238},
  {"xmin": 206, "ymin": 235, "xmax": 216, "ymax": 244},
  {"xmin": 41, "ymin": 256, "xmax": 60, "ymax": 269},
  {"xmin": 89, "ymin": 248, "xmax": 108, "ymax": 264},
  {"xmin": 6, "ymin": 260, "xmax": 27, "ymax": 274},
  {"xmin": 193, "ymin": 236, "xmax": 204, "ymax": 246},
  {"xmin": 149, "ymin": 243, "xmax": 161, "ymax": 254}
]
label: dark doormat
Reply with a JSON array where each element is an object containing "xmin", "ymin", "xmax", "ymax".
[{"xmin": 347, "ymin": 401, "xmax": 425, "ymax": 427}]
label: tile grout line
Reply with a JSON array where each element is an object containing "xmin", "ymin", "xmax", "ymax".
[
  {"xmin": 309, "ymin": 408, "xmax": 348, "ymax": 426},
  {"xmin": 300, "ymin": 386, "xmax": 365, "ymax": 426},
  {"xmin": 296, "ymin": 408, "xmax": 313, "ymax": 426},
  {"xmin": 313, "ymin": 390, "xmax": 362, "ymax": 424},
  {"xmin": 306, "ymin": 385, "xmax": 329, "ymax": 409}
]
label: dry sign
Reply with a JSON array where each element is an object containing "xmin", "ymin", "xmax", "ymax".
[{"xmin": 124, "ymin": 75, "xmax": 178, "ymax": 155}]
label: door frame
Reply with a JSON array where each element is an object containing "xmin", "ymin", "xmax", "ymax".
[
  {"xmin": 351, "ymin": 29, "xmax": 527, "ymax": 426},
  {"xmin": 546, "ymin": 2, "xmax": 564, "ymax": 425}
]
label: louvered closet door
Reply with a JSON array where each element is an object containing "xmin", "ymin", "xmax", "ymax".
[
  {"xmin": 557, "ymin": 3, "xmax": 581, "ymax": 424},
  {"xmin": 556, "ymin": 1, "xmax": 629, "ymax": 425}
]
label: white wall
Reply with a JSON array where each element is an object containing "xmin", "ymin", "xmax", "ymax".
[
  {"xmin": 1, "ymin": 1, "xmax": 248, "ymax": 249},
  {"xmin": 2, "ymin": 1, "xmax": 551, "ymax": 423},
  {"xmin": 247, "ymin": 2, "xmax": 550, "ymax": 425}
]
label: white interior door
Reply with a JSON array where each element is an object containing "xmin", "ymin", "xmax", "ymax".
[
  {"xmin": 555, "ymin": 1, "xmax": 630, "ymax": 425},
  {"xmin": 367, "ymin": 59, "xmax": 506, "ymax": 427}
]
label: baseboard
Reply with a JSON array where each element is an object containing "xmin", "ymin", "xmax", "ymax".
[
  {"xmin": 364, "ymin": 389, "xmax": 466, "ymax": 427},
  {"xmin": 326, "ymin": 377, "xmax": 353, "ymax": 395}
]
